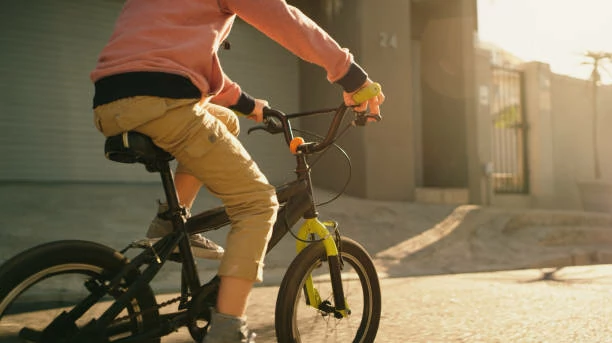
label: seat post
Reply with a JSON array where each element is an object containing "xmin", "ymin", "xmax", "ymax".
[
  {"xmin": 156, "ymin": 161, "xmax": 181, "ymax": 213},
  {"xmin": 155, "ymin": 159, "xmax": 202, "ymax": 291}
]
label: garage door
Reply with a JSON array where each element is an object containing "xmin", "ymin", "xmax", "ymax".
[{"xmin": 0, "ymin": 1, "xmax": 298, "ymax": 185}]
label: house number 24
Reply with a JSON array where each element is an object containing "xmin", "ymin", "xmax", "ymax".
[{"xmin": 379, "ymin": 32, "xmax": 398, "ymax": 48}]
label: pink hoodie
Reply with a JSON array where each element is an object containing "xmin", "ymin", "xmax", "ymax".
[{"xmin": 91, "ymin": 0, "xmax": 365, "ymax": 108}]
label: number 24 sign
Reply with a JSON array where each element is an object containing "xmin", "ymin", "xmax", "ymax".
[{"xmin": 379, "ymin": 32, "xmax": 398, "ymax": 48}]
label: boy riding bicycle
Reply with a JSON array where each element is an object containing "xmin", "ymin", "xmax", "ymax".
[{"xmin": 91, "ymin": 1, "xmax": 385, "ymax": 342}]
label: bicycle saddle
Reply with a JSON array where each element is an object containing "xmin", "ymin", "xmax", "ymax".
[{"xmin": 104, "ymin": 131, "xmax": 174, "ymax": 165}]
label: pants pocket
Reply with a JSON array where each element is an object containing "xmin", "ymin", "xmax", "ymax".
[{"xmin": 182, "ymin": 123, "xmax": 225, "ymax": 159}]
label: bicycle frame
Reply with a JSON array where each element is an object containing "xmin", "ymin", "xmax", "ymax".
[{"xmin": 33, "ymin": 105, "xmax": 359, "ymax": 342}]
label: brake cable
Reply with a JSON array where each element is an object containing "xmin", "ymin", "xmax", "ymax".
[{"xmin": 291, "ymin": 119, "xmax": 353, "ymax": 207}]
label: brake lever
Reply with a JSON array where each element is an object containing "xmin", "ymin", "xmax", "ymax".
[
  {"xmin": 369, "ymin": 114, "xmax": 383, "ymax": 122},
  {"xmin": 247, "ymin": 125, "xmax": 267, "ymax": 135},
  {"xmin": 353, "ymin": 111, "xmax": 382, "ymax": 126},
  {"xmin": 247, "ymin": 117, "xmax": 284, "ymax": 135}
]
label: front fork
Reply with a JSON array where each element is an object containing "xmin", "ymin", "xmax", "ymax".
[{"xmin": 295, "ymin": 218, "xmax": 349, "ymax": 318}]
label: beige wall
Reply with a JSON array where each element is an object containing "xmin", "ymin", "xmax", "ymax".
[
  {"xmin": 474, "ymin": 49, "xmax": 494, "ymax": 205},
  {"xmin": 295, "ymin": 0, "xmax": 415, "ymax": 200},
  {"xmin": 485, "ymin": 59, "xmax": 612, "ymax": 210},
  {"xmin": 524, "ymin": 62, "xmax": 555, "ymax": 208},
  {"xmin": 361, "ymin": 0, "xmax": 415, "ymax": 200},
  {"xmin": 550, "ymin": 75, "xmax": 612, "ymax": 209},
  {"xmin": 599, "ymin": 84, "xmax": 612, "ymax": 178}
]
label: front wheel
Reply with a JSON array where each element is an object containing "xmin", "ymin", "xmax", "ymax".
[
  {"xmin": 275, "ymin": 237, "xmax": 381, "ymax": 343},
  {"xmin": 0, "ymin": 240, "xmax": 160, "ymax": 343}
]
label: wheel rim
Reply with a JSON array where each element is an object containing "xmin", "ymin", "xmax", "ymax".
[{"xmin": 0, "ymin": 263, "xmax": 102, "ymax": 314}]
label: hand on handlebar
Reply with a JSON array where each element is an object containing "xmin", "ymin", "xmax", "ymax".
[
  {"xmin": 343, "ymin": 79, "xmax": 385, "ymax": 122},
  {"xmin": 246, "ymin": 98, "xmax": 270, "ymax": 123}
]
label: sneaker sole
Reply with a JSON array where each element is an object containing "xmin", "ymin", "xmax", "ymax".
[{"xmin": 142, "ymin": 238, "xmax": 224, "ymax": 260}]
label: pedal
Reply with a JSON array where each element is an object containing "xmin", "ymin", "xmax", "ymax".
[{"xmin": 132, "ymin": 238, "xmax": 155, "ymax": 249}]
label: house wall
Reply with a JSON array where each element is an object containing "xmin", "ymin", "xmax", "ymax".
[
  {"xmin": 295, "ymin": 0, "xmax": 415, "ymax": 201},
  {"xmin": 411, "ymin": 0, "xmax": 480, "ymax": 205},
  {"xmin": 489, "ymin": 60, "xmax": 612, "ymax": 210},
  {"xmin": 550, "ymin": 74, "xmax": 612, "ymax": 209},
  {"xmin": 523, "ymin": 62, "xmax": 555, "ymax": 208},
  {"xmin": 294, "ymin": 0, "xmax": 479, "ymax": 202},
  {"xmin": 474, "ymin": 49, "xmax": 494, "ymax": 205},
  {"xmin": 0, "ymin": 0, "xmax": 488, "ymax": 204},
  {"xmin": 361, "ymin": 0, "xmax": 415, "ymax": 200},
  {"xmin": 412, "ymin": 0, "xmax": 477, "ymax": 189}
]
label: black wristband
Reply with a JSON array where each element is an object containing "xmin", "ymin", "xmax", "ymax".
[
  {"xmin": 335, "ymin": 62, "xmax": 368, "ymax": 93},
  {"xmin": 229, "ymin": 92, "xmax": 256, "ymax": 114}
]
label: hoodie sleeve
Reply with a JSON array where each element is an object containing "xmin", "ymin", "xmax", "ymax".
[{"xmin": 219, "ymin": 0, "xmax": 367, "ymax": 92}]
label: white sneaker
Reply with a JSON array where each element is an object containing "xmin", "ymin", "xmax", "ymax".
[{"xmin": 146, "ymin": 202, "xmax": 224, "ymax": 260}]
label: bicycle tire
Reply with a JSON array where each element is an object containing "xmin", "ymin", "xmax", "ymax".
[
  {"xmin": 275, "ymin": 237, "xmax": 381, "ymax": 343},
  {"xmin": 0, "ymin": 240, "xmax": 160, "ymax": 343}
]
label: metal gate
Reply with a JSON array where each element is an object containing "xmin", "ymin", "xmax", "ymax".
[{"xmin": 490, "ymin": 65, "xmax": 529, "ymax": 194}]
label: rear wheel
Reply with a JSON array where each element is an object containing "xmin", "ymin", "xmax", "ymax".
[
  {"xmin": 0, "ymin": 240, "xmax": 160, "ymax": 342},
  {"xmin": 275, "ymin": 237, "xmax": 381, "ymax": 342}
]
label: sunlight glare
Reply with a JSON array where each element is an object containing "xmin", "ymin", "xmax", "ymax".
[{"xmin": 478, "ymin": 0, "xmax": 612, "ymax": 82}]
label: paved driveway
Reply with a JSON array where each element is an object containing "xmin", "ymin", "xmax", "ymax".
[{"xmin": 158, "ymin": 265, "xmax": 612, "ymax": 343}]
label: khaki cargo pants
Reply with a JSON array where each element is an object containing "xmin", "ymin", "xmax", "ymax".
[{"xmin": 93, "ymin": 96, "xmax": 278, "ymax": 282}]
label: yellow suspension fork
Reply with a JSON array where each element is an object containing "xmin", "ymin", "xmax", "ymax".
[{"xmin": 296, "ymin": 218, "xmax": 349, "ymax": 318}]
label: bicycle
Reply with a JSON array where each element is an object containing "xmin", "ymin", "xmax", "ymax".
[{"xmin": 0, "ymin": 84, "xmax": 383, "ymax": 343}]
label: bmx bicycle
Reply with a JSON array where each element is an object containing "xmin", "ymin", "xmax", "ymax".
[{"xmin": 0, "ymin": 84, "xmax": 383, "ymax": 342}]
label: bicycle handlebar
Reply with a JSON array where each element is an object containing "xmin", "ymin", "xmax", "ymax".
[{"xmin": 251, "ymin": 82, "xmax": 382, "ymax": 154}]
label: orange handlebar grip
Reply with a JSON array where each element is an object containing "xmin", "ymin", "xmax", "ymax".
[{"xmin": 290, "ymin": 137, "xmax": 305, "ymax": 155}]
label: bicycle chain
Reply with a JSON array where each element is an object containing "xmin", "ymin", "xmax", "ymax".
[
  {"xmin": 111, "ymin": 243, "xmax": 187, "ymax": 326},
  {"xmin": 110, "ymin": 292, "xmax": 188, "ymax": 326}
]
